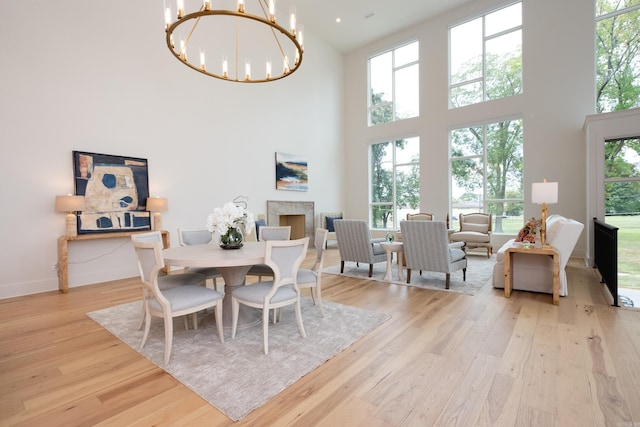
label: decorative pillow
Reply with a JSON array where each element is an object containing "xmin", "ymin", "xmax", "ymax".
[
  {"xmin": 254, "ymin": 219, "xmax": 266, "ymax": 237},
  {"xmin": 463, "ymin": 223, "xmax": 489, "ymax": 233},
  {"xmin": 325, "ymin": 216, "xmax": 342, "ymax": 233}
]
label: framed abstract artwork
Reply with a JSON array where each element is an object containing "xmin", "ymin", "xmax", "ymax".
[
  {"xmin": 275, "ymin": 152, "xmax": 308, "ymax": 191},
  {"xmin": 73, "ymin": 151, "xmax": 151, "ymax": 234}
]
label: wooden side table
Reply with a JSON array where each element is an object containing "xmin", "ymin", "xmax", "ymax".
[
  {"xmin": 57, "ymin": 230, "xmax": 169, "ymax": 293},
  {"xmin": 380, "ymin": 241, "xmax": 404, "ymax": 281},
  {"xmin": 504, "ymin": 244, "xmax": 560, "ymax": 305}
]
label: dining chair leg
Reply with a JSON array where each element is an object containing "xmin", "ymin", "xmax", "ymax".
[
  {"xmin": 140, "ymin": 311, "xmax": 151, "ymax": 350},
  {"xmin": 214, "ymin": 302, "xmax": 224, "ymax": 343},
  {"xmin": 294, "ymin": 298, "xmax": 307, "ymax": 339},
  {"xmin": 163, "ymin": 313, "xmax": 174, "ymax": 365},
  {"xmin": 263, "ymin": 305, "xmax": 270, "ymax": 355},
  {"xmin": 315, "ymin": 286, "xmax": 324, "ymax": 317}
]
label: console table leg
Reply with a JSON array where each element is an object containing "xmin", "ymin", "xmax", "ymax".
[{"xmin": 57, "ymin": 236, "xmax": 69, "ymax": 293}]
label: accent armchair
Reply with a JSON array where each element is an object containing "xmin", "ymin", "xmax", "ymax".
[
  {"xmin": 449, "ymin": 212, "xmax": 493, "ymax": 258},
  {"xmin": 333, "ymin": 219, "xmax": 387, "ymax": 277},
  {"xmin": 400, "ymin": 220, "xmax": 467, "ymax": 289}
]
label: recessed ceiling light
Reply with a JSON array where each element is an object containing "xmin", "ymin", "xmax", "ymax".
[{"xmin": 336, "ymin": 17, "xmax": 341, "ymax": 23}]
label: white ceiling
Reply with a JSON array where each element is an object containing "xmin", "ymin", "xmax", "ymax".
[{"xmin": 277, "ymin": 0, "xmax": 475, "ymax": 53}]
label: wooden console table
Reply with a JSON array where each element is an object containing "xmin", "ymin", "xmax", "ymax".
[
  {"xmin": 504, "ymin": 244, "xmax": 559, "ymax": 305},
  {"xmin": 57, "ymin": 230, "xmax": 169, "ymax": 293}
]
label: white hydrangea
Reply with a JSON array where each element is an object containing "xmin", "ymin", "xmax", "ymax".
[{"xmin": 206, "ymin": 201, "xmax": 255, "ymax": 236}]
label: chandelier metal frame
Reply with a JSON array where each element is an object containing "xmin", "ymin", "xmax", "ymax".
[{"xmin": 164, "ymin": 1, "xmax": 303, "ymax": 83}]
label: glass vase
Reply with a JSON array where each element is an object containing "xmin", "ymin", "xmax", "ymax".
[{"xmin": 220, "ymin": 227, "xmax": 244, "ymax": 249}]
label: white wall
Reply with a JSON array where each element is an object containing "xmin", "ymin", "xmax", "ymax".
[
  {"xmin": 343, "ymin": 0, "xmax": 594, "ymax": 254},
  {"xmin": 0, "ymin": 1, "xmax": 344, "ymax": 298}
]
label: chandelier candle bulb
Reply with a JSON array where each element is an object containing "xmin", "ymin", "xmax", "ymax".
[
  {"xmin": 245, "ymin": 61, "xmax": 251, "ymax": 80},
  {"xmin": 222, "ymin": 57, "xmax": 228, "ymax": 78},
  {"xmin": 177, "ymin": 0, "xmax": 184, "ymax": 19},
  {"xmin": 283, "ymin": 56, "xmax": 289, "ymax": 73},
  {"xmin": 164, "ymin": 7, "xmax": 171, "ymax": 30},
  {"xmin": 237, "ymin": 0, "xmax": 245, "ymax": 13},
  {"xmin": 203, "ymin": 0, "xmax": 211, "ymax": 11},
  {"xmin": 179, "ymin": 39, "xmax": 186, "ymax": 61},
  {"xmin": 290, "ymin": 6, "xmax": 296, "ymax": 35},
  {"xmin": 298, "ymin": 24, "xmax": 304, "ymax": 49},
  {"xmin": 200, "ymin": 49, "xmax": 206, "ymax": 71},
  {"xmin": 266, "ymin": 60, "xmax": 271, "ymax": 79},
  {"xmin": 268, "ymin": 0, "xmax": 276, "ymax": 22}
]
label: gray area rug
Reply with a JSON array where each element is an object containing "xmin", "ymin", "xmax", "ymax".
[
  {"xmin": 323, "ymin": 254, "xmax": 494, "ymax": 295},
  {"xmin": 87, "ymin": 298, "xmax": 389, "ymax": 421}
]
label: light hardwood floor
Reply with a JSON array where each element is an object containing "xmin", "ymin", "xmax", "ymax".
[{"xmin": 1, "ymin": 248, "xmax": 639, "ymax": 426}]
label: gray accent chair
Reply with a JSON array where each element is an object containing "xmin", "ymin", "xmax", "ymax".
[
  {"xmin": 333, "ymin": 219, "xmax": 387, "ymax": 277},
  {"xmin": 400, "ymin": 220, "xmax": 468, "ymax": 289}
]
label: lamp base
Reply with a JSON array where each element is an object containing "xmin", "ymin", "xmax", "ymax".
[
  {"xmin": 65, "ymin": 213, "xmax": 77, "ymax": 237},
  {"xmin": 153, "ymin": 212, "xmax": 163, "ymax": 231}
]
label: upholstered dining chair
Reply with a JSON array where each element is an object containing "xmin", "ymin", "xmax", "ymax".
[
  {"xmin": 246, "ymin": 225, "xmax": 291, "ymax": 282},
  {"xmin": 449, "ymin": 212, "xmax": 493, "ymax": 258},
  {"xmin": 296, "ymin": 228, "xmax": 329, "ymax": 317},
  {"xmin": 131, "ymin": 231, "xmax": 207, "ymax": 330},
  {"xmin": 333, "ymin": 219, "xmax": 387, "ymax": 277},
  {"xmin": 231, "ymin": 237, "xmax": 309, "ymax": 354},
  {"xmin": 400, "ymin": 220, "xmax": 467, "ymax": 289},
  {"xmin": 131, "ymin": 235, "xmax": 224, "ymax": 365},
  {"xmin": 178, "ymin": 228, "xmax": 224, "ymax": 291}
]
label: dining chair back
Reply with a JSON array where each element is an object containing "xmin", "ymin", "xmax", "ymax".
[
  {"xmin": 177, "ymin": 228, "xmax": 223, "ymax": 290},
  {"xmin": 231, "ymin": 237, "xmax": 309, "ymax": 354},
  {"xmin": 258, "ymin": 225, "xmax": 291, "ymax": 241},
  {"xmin": 132, "ymin": 237, "xmax": 224, "ymax": 365},
  {"xmin": 248, "ymin": 225, "xmax": 292, "ymax": 282},
  {"xmin": 178, "ymin": 228, "xmax": 214, "ymax": 246}
]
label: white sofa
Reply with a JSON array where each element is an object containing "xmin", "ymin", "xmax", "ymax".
[{"xmin": 492, "ymin": 215, "xmax": 584, "ymax": 296}]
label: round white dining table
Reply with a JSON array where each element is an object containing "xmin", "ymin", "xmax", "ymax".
[{"xmin": 162, "ymin": 241, "xmax": 266, "ymax": 331}]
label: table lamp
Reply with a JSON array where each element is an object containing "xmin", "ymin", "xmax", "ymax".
[
  {"xmin": 147, "ymin": 197, "xmax": 168, "ymax": 231},
  {"xmin": 55, "ymin": 195, "xmax": 85, "ymax": 237},
  {"xmin": 531, "ymin": 179, "xmax": 558, "ymax": 246}
]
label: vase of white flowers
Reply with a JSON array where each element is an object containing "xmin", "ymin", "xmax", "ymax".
[{"xmin": 206, "ymin": 201, "xmax": 255, "ymax": 250}]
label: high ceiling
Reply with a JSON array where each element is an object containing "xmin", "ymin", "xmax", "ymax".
[{"xmin": 277, "ymin": 0, "xmax": 475, "ymax": 53}]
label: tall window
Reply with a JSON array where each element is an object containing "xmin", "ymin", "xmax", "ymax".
[
  {"xmin": 450, "ymin": 119, "xmax": 523, "ymax": 234},
  {"xmin": 368, "ymin": 41, "xmax": 419, "ymax": 126},
  {"xmin": 370, "ymin": 137, "xmax": 420, "ymax": 230},
  {"xmin": 596, "ymin": 1, "xmax": 640, "ymax": 113},
  {"xmin": 449, "ymin": 2, "xmax": 522, "ymax": 108}
]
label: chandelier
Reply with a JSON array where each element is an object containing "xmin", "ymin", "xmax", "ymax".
[{"xmin": 164, "ymin": 0, "xmax": 304, "ymax": 83}]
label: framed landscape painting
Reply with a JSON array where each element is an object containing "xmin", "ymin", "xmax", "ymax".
[
  {"xmin": 275, "ymin": 152, "xmax": 308, "ymax": 191},
  {"xmin": 73, "ymin": 151, "xmax": 151, "ymax": 234}
]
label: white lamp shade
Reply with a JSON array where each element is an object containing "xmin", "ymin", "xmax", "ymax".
[
  {"xmin": 147, "ymin": 197, "xmax": 168, "ymax": 212},
  {"xmin": 55, "ymin": 195, "xmax": 85, "ymax": 213},
  {"xmin": 531, "ymin": 181, "xmax": 558, "ymax": 204}
]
